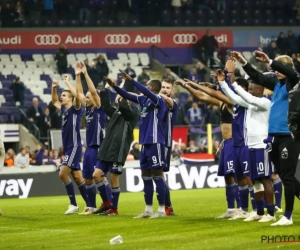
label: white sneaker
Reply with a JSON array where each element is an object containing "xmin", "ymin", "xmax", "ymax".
[
  {"xmin": 215, "ymin": 210, "xmax": 235, "ymax": 219},
  {"xmin": 149, "ymin": 211, "xmax": 166, "ymax": 219},
  {"xmin": 258, "ymin": 214, "xmax": 276, "ymax": 222},
  {"xmin": 271, "ymin": 216, "xmax": 293, "ymax": 226},
  {"xmin": 79, "ymin": 207, "xmax": 96, "ymax": 215},
  {"xmin": 65, "ymin": 205, "xmax": 79, "ymax": 215},
  {"xmin": 228, "ymin": 210, "xmax": 249, "ymax": 220},
  {"xmin": 244, "ymin": 212, "xmax": 262, "ymax": 221},
  {"xmin": 133, "ymin": 211, "xmax": 153, "ymax": 219}
]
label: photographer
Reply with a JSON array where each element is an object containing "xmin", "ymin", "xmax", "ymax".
[
  {"xmin": 9, "ymin": 77, "xmax": 25, "ymax": 108},
  {"xmin": 54, "ymin": 43, "xmax": 69, "ymax": 75}
]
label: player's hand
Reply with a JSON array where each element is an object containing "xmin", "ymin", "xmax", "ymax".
[
  {"xmin": 75, "ymin": 62, "xmax": 82, "ymax": 75},
  {"xmin": 183, "ymin": 78, "xmax": 196, "ymax": 86},
  {"xmin": 231, "ymin": 51, "xmax": 247, "ymax": 64},
  {"xmin": 174, "ymin": 79, "xmax": 186, "ymax": 88},
  {"xmin": 104, "ymin": 76, "xmax": 116, "ymax": 87},
  {"xmin": 63, "ymin": 74, "xmax": 69, "ymax": 83},
  {"xmin": 263, "ymin": 136, "xmax": 274, "ymax": 153},
  {"xmin": 199, "ymin": 82, "xmax": 214, "ymax": 88},
  {"xmin": 115, "ymin": 94, "xmax": 122, "ymax": 103},
  {"xmin": 255, "ymin": 50, "xmax": 270, "ymax": 64},
  {"xmin": 80, "ymin": 62, "xmax": 87, "ymax": 75},
  {"xmin": 215, "ymin": 69, "xmax": 225, "ymax": 82},
  {"xmin": 225, "ymin": 57, "xmax": 236, "ymax": 72},
  {"xmin": 52, "ymin": 80, "xmax": 59, "ymax": 88},
  {"xmin": 119, "ymin": 69, "xmax": 132, "ymax": 81}
]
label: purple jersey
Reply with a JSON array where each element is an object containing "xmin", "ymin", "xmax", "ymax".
[
  {"xmin": 232, "ymin": 104, "xmax": 247, "ymax": 147},
  {"xmin": 165, "ymin": 99, "xmax": 179, "ymax": 147},
  {"xmin": 61, "ymin": 105, "xmax": 83, "ymax": 149},
  {"xmin": 137, "ymin": 94, "xmax": 167, "ymax": 144},
  {"xmin": 85, "ymin": 106, "xmax": 106, "ymax": 147}
]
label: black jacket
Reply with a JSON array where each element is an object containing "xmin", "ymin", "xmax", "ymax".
[
  {"xmin": 243, "ymin": 60, "xmax": 300, "ymax": 140},
  {"xmin": 97, "ymin": 90, "xmax": 139, "ymax": 164}
]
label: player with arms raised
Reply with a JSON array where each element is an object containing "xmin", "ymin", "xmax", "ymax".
[
  {"xmin": 160, "ymin": 78, "xmax": 179, "ymax": 215},
  {"xmin": 51, "ymin": 70, "xmax": 89, "ymax": 215},
  {"xmin": 107, "ymin": 70, "xmax": 168, "ymax": 218}
]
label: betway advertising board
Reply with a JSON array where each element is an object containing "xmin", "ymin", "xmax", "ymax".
[
  {"xmin": 0, "ymin": 162, "xmax": 224, "ymax": 199},
  {"xmin": 0, "ymin": 30, "xmax": 232, "ymax": 49}
]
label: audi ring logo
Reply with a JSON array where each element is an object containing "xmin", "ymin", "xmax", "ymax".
[
  {"xmin": 35, "ymin": 35, "xmax": 61, "ymax": 45},
  {"xmin": 105, "ymin": 34, "xmax": 131, "ymax": 45},
  {"xmin": 173, "ymin": 34, "xmax": 198, "ymax": 44}
]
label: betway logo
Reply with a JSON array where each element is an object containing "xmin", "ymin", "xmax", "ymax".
[
  {"xmin": 260, "ymin": 35, "xmax": 275, "ymax": 44},
  {"xmin": 0, "ymin": 36, "xmax": 21, "ymax": 45},
  {"xmin": 0, "ymin": 179, "xmax": 33, "ymax": 198},
  {"xmin": 126, "ymin": 165, "xmax": 225, "ymax": 192}
]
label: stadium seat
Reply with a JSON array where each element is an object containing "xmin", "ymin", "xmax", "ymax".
[
  {"xmin": 253, "ymin": 0, "xmax": 263, "ymax": 9},
  {"xmin": 130, "ymin": 18, "xmax": 140, "ymax": 27},
  {"xmin": 161, "ymin": 9, "xmax": 171, "ymax": 17},
  {"xmin": 171, "ymin": 19, "xmax": 182, "ymax": 26},
  {"xmin": 68, "ymin": 20, "xmax": 80, "ymax": 27},
  {"xmin": 139, "ymin": 53, "xmax": 150, "ymax": 66},
  {"xmin": 253, "ymin": 18, "xmax": 262, "ymax": 26},
  {"xmin": 230, "ymin": 18, "xmax": 239, "ymax": 26},
  {"xmin": 76, "ymin": 53, "xmax": 86, "ymax": 61},
  {"xmin": 206, "ymin": 18, "xmax": 216, "ymax": 26},
  {"xmin": 183, "ymin": 19, "xmax": 194, "ymax": 26},
  {"xmin": 194, "ymin": 18, "xmax": 206, "ymax": 26},
  {"xmin": 32, "ymin": 54, "xmax": 44, "ymax": 62},
  {"xmin": 95, "ymin": 19, "xmax": 107, "ymax": 27},
  {"xmin": 183, "ymin": 10, "xmax": 194, "ymax": 19},
  {"xmin": 264, "ymin": 0, "xmax": 273, "ymax": 10},
  {"xmin": 107, "ymin": 19, "xmax": 116, "ymax": 27},
  {"xmin": 57, "ymin": 20, "xmax": 67, "ymax": 27},
  {"xmin": 81, "ymin": 20, "xmax": 93, "ymax": 27},
  {"xmin": 161, "ymin": 17, "xmax": 171, "ymax": 26},
  {"xmin": 118, "ymin": 18, "xmax": 129, "ymax": 27},
  {"xmin": 31, "ymin": 19, "xmax": 42, "ymax": 27},
  {"xmin": 241, "ymin": 0, "xmax": 252, "ymax": 9},
  {"xmin": 230, "ymin": 0, "xmax": 240, "ymax": 9},
  {"xmin": 264, "ymin": 18, "xmax": 274, "ymax": 26},
  {"xmin": 276, "ymin": 19, "xmax": 284, "ymax": 26},
  {"xmin": 241, "ymin": 18, "xmax": 252, "ymax": 26},
  {"xmin": 286, "ymin": 19, "xmax": 296, "ymax": 25},
  {"xmin": 44, "ymin": 19, "xmax": 56, "ymax": 27}
]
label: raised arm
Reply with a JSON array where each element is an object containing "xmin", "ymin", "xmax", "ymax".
[
  {"xmin": 231, "ymin": 51, "xmax": 278, "ymax": 91},
  {"xmin": 232, "ymin": 83, "xmax": 270, "ymax": 110},
  {"xmin": 219, "ymin": 81, "xmax": 249, "ymax": 108},
  {"xmin": 160, "ymin": 94, "xmax": 174, "ymax": 108},
  {"xmin": 184, "ymin": 78, "xmax": 233, "ymax": 105},
  {"xmin": 51, "ymin": 80, "xmax": 61, "ymax": 110},
  {"xmin": 175, "ymin": 80, "xmax": 220, "ymax": 106},
  {"xmin": 81, "ymin": 62, "xmax": 101, "ymax": 107},
  {"xmin": 119, "ymin": 69, "xmax": 159, "ymax": 104},
  {"xmin": 104, "ymin": 76, "xmax": 138, "ymax": 103}
]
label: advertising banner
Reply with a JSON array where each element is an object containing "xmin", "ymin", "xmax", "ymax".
[
  {"xmin": 233, "ymin": 29, "xmax": 300, "ymax": 48},
  {"xmin": 0, "ymin": 30, "xmax": 232, "ymax": 50}
]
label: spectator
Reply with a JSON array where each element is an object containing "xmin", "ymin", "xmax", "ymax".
[
  {"xmin": 79, "ymin": 0, "xmax": 89, "ymax": 21},
  {"xmin": 196, "ymin": 62, "xmax": 208, "ymax": 81},
  {"xmin": 130, "ymin": 142, "xmax": 140, "ymax": 160},
  {"xmin": 25, "ymin": 145, "xmax": 31, "ymax": 156},
  {"xmin": 125, "ymin": 63, "xmax": 136, "ymax": 79},
  {"xmin": 55, "ymin": 44, "xmax": 69, "ymax": 75},
  {"xmin": 46, "ymin": 150, "xmax": 54, "ymax": 165},
  {"xmin": 180, "ymin": 65, "xmax": 190, "ymax": 79},
  {"xmin": 42, "ymin": 149, "xmax": 49, "ymax": 164},
  {"xmin": 276, "ymin": 32, "xmax": 287, "ymax": 54},
  {"xmin": 44, "ymin": 0, "xmax": 54, "ymax": 19},
  {"xmin": 26, "ymin": 97, "xmax": 44, "ymax": 128},
  {"xmin": 171, "ymin": 143, "xmax": 183, "ymax": 159},
  {"xmin": 123, "ymin": 63, "xmax": 137, "ymax": 92},
  {"xmin": 198, "ymin": 143, "xmax": 208, "ymax": 153},
  {"xmin": 97, "ymin": 81, "xmax": 105, "ymax": 92},
  {"xmin": 286, "ymin": 30, "xmax": 298, "ymax": 57},
  {"xmin": 15, "ymin": 148, "xmax": 30, "ymax": 168},
  {"xmin": 185, "ymin": 102, "xmax": 204, "ymax": 146},
  {"xmin": 162, "ymin": 68, "xmax": 175, "ymax": 82},
  {"xmin": 9, "ymin": 77, "xmax": 25, "ymax": 108},
  {"xmin": 41, "ymin": 108, "xmax": 51, "ymax": 141},
  {"xmin": 28, "ymin": 0, "xmax": 43, "ymax": 22},
  {"xmin": 52, "ymin": 149, "xmax": 61, "ymax": 168},
  {"xmin": 47, "ymin": 101, "xmax": 56, "ymax": 115},
  {"xmin": 7, "ymin": 148, "xmax": 16, "ymax": 160},
  {"xmin": 14, "ymin": 1, "xmax": 24, "ymax": 27},
  {"xmin": 188, "ymin": 67, "xmax": 201, "ymax": 83},
  {"xmin": 87, "ymin": 59, "xmax": 101, "ymax": 88},
  {"xmin": 50, "ymin": 108, "xmax": 62, "ymax": 129},
  {"xmin": 184, "ymin": 95, "xmax": 194, "ymax": 112},
  {"xmin": 1, "ymin": 2, "xmax": 15, "ymax": 27},
  {"xmin": 137, "ymin": 67, "xmax": 150, "ymax": 86},
  {"xmin": 268, "ymin": 41, "xmax": 281, "ymax": 60},
  {"xmin": 206, "ymin": 105, "xmax": 220, "ymax": 125},
  {"xmin": 185, "ymin": 140, "xmax": 199, "ymax": 153},
  {"xmin": 4, "ymin": 153, "xmax": 14, "ymax": 167},
  {"xmin": 217, "ymin": 42, "xmax": 228, "ymax": 66},
  {"xmin": 33, "ymin": 144, "xmax": 44, "ymax": 165},
  {"xmin": 199, "ymin": 29, "xmax": 218, "ymax": 68},
  {"xmin": 96, "ymin": 54, "xmax": 109, "ymax": 82}
]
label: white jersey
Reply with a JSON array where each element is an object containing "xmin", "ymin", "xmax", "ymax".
[{"xmin": 219, "ymin": 81, "xmax": 271, "ymax": 149}]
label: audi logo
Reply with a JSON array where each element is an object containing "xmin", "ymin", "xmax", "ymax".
[
  {"xmin": 173, "ymin": 34, "xmax": 198, "ymax": 44},
  {"xmin": 35, "ymin": 35, "xmax": 61, "ymax": 45},
  {"xmin": 105, "ymin": 34, "xmax": 130, "ymax": 45}
]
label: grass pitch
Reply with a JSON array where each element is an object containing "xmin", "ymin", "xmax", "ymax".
[{"xmin": 1, "ymin": 189, "xmax": 300, "ymax": 250}]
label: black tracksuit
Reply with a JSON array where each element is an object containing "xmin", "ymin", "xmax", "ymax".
[{"xmin": 97, "ymin": 90, "xmax": 139, "ymax": 165}]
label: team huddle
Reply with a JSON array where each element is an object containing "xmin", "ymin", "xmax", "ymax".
[{"xmin": 51, "ymin": 62, "xmax": 178, "ymax": 218}]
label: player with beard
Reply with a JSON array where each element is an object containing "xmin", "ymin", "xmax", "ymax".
[
  {"xmin": 51, "ymin": 76, "xmax": 89, "ymax": 215},
  {"xmin": 160, "ymin": 78, "xmax": 179, "ymax": 216}
]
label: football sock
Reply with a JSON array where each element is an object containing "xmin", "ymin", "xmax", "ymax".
[
  {"xmin": 77, "ymin": 182, "xmax": 88, "ymax": 206},
  {"xmin": 267, "ymin": 204, "xmax": 275, "ymax": 217},
  {"xmin": 104, "ymin": 180, "xmax": 113, "ymax": 204},
  {"xmin": 256, "ymin": 200, "xmax": 264, "ymax": 216},
  {"xmin": 142, "ymin": 176, "xmax": 154, "ymax": 206},
  {"xmin": 248, "ymin": 186, "xmax": 257, "ymax": 211},
  {"xmin": 226, "ymin": 183, "xmax": 236, "ymax": 209},
  {"xmin": 95, "ymin": 180, "xmax": 108, "ymax": 203},
  {"xmin": 153, "ymin": 176, "xmax": 165, "ymax": 206},
  {"xmin": 112, "ymin": 187, "xmax": 120, "ymax": 210},
  {"xmin": 273, "ymin": 178, "xmax": 282, "ymax": 208},
  {"xmin": 164, "ymin": 181, "xmax": 172, "ymax": 207},
  {"xmin": 65, "ymin": 180, "xmax": 77, "ymax": 206},
  {"xmin": 235, "ymin": 184, "xmax": 241, "ymax": 208},
  {"xmin": 238, "ymin": 184, "xmax": 249, "ymax": 212},
  {"xmin": 86, "ymin": 183, "xmax": 97, "ymax": 208}
]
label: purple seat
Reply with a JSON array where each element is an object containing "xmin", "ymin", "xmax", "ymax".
[
  {"xmin": 44, "ymin": 88, "xmax": 52, "ymax": 95},
  {"xmin": 25, "ymin": 101, "xmax": 32, "ymax": 108},
  {"xmin": 25, "ymin": 95, "xmax": 33, "ymax": 101},
  {"xmin": 2, "ymin": 81, "xmax": 11, "ymax": 88},
  {"xmin": 40, "ymin": 102, "xmax": 47, "ymax": 110},
  {"xmin": 1, "ymin": 102, "xmax": 12, "ymax": 107},
  {"xmin": 0, "ymin": 89, "xmax": 11, "ymax": 95},
  {"xmin": 24, "ymin": 89, "xmax": 32, "ymax": 95},
  {"xmin": 5, "ymin": 94, "xmax": 13, "ymax": 102},
  {"xmin": 40, "ymin": 74, "xmax": 52, "ymax": 81},
  {"xmin": 7, "ymin": 75, "xmax": 16, "ymax": 81},
  {"xmin": 0, "ymin": 74, "xmax": 6, "ymax": 80},
  {"xmin": 179, "ymin": 92, "xmax": 189, "ymax": 102}
]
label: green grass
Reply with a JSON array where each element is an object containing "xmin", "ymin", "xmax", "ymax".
[{"xmin": 1, "ymin": 189, "xmax": 300, "ymax": 250}]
